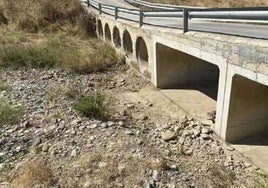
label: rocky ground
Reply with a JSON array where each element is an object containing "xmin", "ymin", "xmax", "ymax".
[{"xmin": 0, "ymin": 64, "xmax": 265, "ymax": 187}]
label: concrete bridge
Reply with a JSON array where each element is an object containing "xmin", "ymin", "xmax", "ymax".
[{"xmin": 84, "ymin": 0, "xmax": 268, "ymax": 167}]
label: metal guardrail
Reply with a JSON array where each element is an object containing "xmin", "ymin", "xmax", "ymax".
[{"xmin": 84, "ymin": 0, "xmax": 268, "ymax": 34}]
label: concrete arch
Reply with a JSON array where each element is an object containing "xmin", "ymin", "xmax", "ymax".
[
  {"xmin": 136, "ymin": 37, "xmax": 148, "ymax": 67},
  {"xmin": 97, "ymin": 20, "xmax": 103, "ymax": 38},
  {"xmin": 123, "ymin": 30, "xmax": 133, "ymax": 55},
  {"xmin": 113, "ymin": 26, "xmax": 121, "ymax": 47},
  {"xmin": 104, "ymin": 23, "xmax": 111, "ymax": 41}
]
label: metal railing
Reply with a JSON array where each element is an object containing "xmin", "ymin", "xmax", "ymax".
[{"xmin": 84, "ymin": 0, "xmax": 268, "ymax": 35}]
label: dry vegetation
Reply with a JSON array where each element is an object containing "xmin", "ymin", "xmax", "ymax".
[
  {"xmin": 0, "ymin": 0, "xmax": 123, "ymax": 73},
  {"xmin": 12, "ymin": 157, "xmax": 55, "ymax": 187},
  {"xmin": 144, "ymin": 0, "xmax": 268, "ymax": 8}
]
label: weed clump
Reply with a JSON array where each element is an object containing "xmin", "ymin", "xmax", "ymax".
[
  {"xmin": 12, "ymin": 157, "xmax": 55, "ymax": 187},
  {"xmin": 0, "ymin": 98, "xmax": 24, "ymax": 125},
  {"xmin": 74, "ymin": 91, "xmax": 108, "ymax": 119},
  {"xmin": 0, "ymin": 81, "xmax": 9, "ymax": 91}
]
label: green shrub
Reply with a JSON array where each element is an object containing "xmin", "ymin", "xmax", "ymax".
[
  {"xmin": 0, "ymin": 99, "xmax": 24, "ymax": 125},
  {"xmin": 73, "ymin": 91, "xmax": 108, "ymax": 119}
]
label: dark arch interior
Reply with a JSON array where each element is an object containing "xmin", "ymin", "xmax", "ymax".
[
  {"xmin": 123, "ymin": 30, "xmax": 133, "ymax": 55},
  {"xmin": 136, "ymin": 37, "xmax": 148, "ymax": 65},
  {"xmin": 97, "ymin": 20, "xmax": 103, "ymax": 38},
  {"xmin": 113, "ymin": 27, "xmax": 121, "ymax": 47},
  {"xmin": 104, "ymin": 24, "xmax": 111, "ymax": 41}
]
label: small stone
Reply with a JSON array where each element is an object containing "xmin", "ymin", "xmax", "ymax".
[
  {"xmin": 101, "ymin": 123, "xmax": 108, "ymax": 128},
  {"xmin": 152, "ymin": 170, "xmax": 159, "ymax": 182},
  {"xmin": 162, "ymin": 131, "xmax": 176, "ymax": 141},
  {"xmin": 91, "ymin": 124, "xmax": 98, "ymax": 129},
  {"xmin": 42, "ymin": 143, "xmax": 50, "ymax": 152},
  {"xmin": 118, "ymin": 121, "xmax": 124, "ymax": 126},
  {"xmin": 193, "ymin": 129, "xmax": 201, "ymax": 137},
  {"xmin": 200, "ymin": 133, "xmax": 210, "ymax": 139},
  {"xmin": 178, "ymin": 137, "xmax": 185, "ymax": 145},
  {"xmin": 202, "ymin": 120, "xmax": 213, "ymax": 126},
  {"xmin": 226, "ymin": 146, "xmax": 235, "ymax": 151},
  {"xmin": 244, "ymin": 162, "xmax": 252, "ymax": 168},
  {"xmin": 201, "ymin": 127, "xmax": 210, "ymax": 134},
  {"xmin": 98, "ymin": 162, "xmax": 107, "ymax": 168},
  {"xmin": 32, "ymin": 138, "xmax": 42, "ymax": 146},
  {"xmin": 125, "ymin": 130, "xmax": 134, "ymax": 135},
  {"xmin": 22, "ymin": 121, "xmax": 31, "ymax": 128},
  {"xmin": 118, "ymin": 164, "xmax": 126, "ymax": 173},
  {"xmin": 71, "ymin": 149, "xmax": 77, "ymax": 157},
  {"xmin": 0, "ymin": 163, "xmax": 4, "ymax": 170},
  {"xmin": 108, "ymin": 121, "xmax": 115, "ymax": 127},
  {"xmin": 71, "ymin": 119, "xmax": 81, "ymax": 126},
  {"xmin": 15, "ymin": 146, "xmax": 21, "ymax": 152},
  {"xmin": 83, "ymin": 181, "xmax": 91, "ymax": 188},
  {"xmin": 181, "ymin": 130, "xmax": 193, "ymax": 137},
  {"xmin": 137, "ymin": 139, "xmax": 143, "ymax": 145}
]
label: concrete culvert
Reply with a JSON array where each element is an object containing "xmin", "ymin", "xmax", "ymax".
[
  {"xmin": 136, "ymin": 37, "xmax": 148, "ymax": 67},
  {"xmin": 155, "ymin": 42, "xmax": 220, "ymax": 124},
  {"xmin": 226, "ymin": 75, "xmax": 268, "ymax": 142},
  {"xmin": 104, "ymin": 23, "xmax": 111, "ymax": 41},
  {"xmin": 97, "ymin": 20, "xmax": 103, "ymax": 38},
  {"xmin": 123, "ymin": 30, "xmax": 133, "ymax": 55},
  {"xmin": 113, "ymin": 26, "xmax": 121, "ymax": 47}
]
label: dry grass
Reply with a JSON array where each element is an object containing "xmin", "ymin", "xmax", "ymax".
[
  {"xmin": 255, "ymin": 173, "xmax": 268, "ymax": 188},
  {"xmin": 12, "ymin": 157, "xmax": 55, "ymax": 188},
  {"xmin": 58, "ymin": 151, "xmax": 170, "ymax": 187},
  {"xmin": 0, "ymin": 32, "xmax": 122, "ymax": 73},
  {"xmin": 144, "ymin": 0, "xmax": 268, "ymax": 8},
  {"xmin": 207, "ymin": 164, "xmax": 236, "ymax": 187},
  {"xmin": 0, "ymin": 0, "xmax": 95, "ymax": 37}
]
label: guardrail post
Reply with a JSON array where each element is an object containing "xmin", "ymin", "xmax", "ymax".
[
  {"xmin": 183, "ymin": 9, "xmax": 189, "ymax": 33},
  {"xmin": 115, "ymin": 7, "xmax": 118, "ymax": 20},
  {"xmin": 139, "ymin": 10, "xmax": 144, "ymax": 27},
  {"xmin": 87, "ymin": 0, "xmax": 89, "ymax": 7},
  {"xmin": 99, "ymin": 4, "xmax": 102, "ymax": 14}
]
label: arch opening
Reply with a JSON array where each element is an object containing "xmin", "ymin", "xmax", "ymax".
[
  {"xmin": 113, "ymin": 26, "xmax": 121, "ymax": 47},
  {"xmin": 136, "ymin": 37, "xmax": 148, "ymax": 67},
  {"xmin": 104, "ymin": 23, "xmax": 111, "ymax": 41},
  {"xmin": 97, "ymin": 20, "xmax": 103, "ymax": 38},
  {"xmin": 123, "ymin": 30, "xmax": 133, "ymax": 55}
]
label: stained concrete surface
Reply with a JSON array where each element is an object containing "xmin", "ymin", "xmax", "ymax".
[{"xmin": 232, "ymin": 135, "xmax": 268, "ymax": 173}]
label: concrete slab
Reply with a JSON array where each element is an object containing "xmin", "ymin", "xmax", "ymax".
[
  {"xmin": 160, "ymin": 88, "xmax": 216, "ymax": 122},
  {"xmin": 232, "ymin": 135, "xmax": 268, "ymax": 173}
]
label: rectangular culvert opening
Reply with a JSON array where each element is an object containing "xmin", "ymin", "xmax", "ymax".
[
  {"xmin": 156, "ymin": 43, "xmax": 220, "ymax": 122},
  {"xmin": 226, "ymin": 75, "xmax": 268, "ymax": 143},
  {"xmin": 227, "ymin": 75, "xmax": 268, "ymax": 171}
]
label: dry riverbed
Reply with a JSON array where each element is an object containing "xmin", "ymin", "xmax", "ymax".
[{"xmin": 0, "ymin": 64, "xmax": 267, "ymax": 187}]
